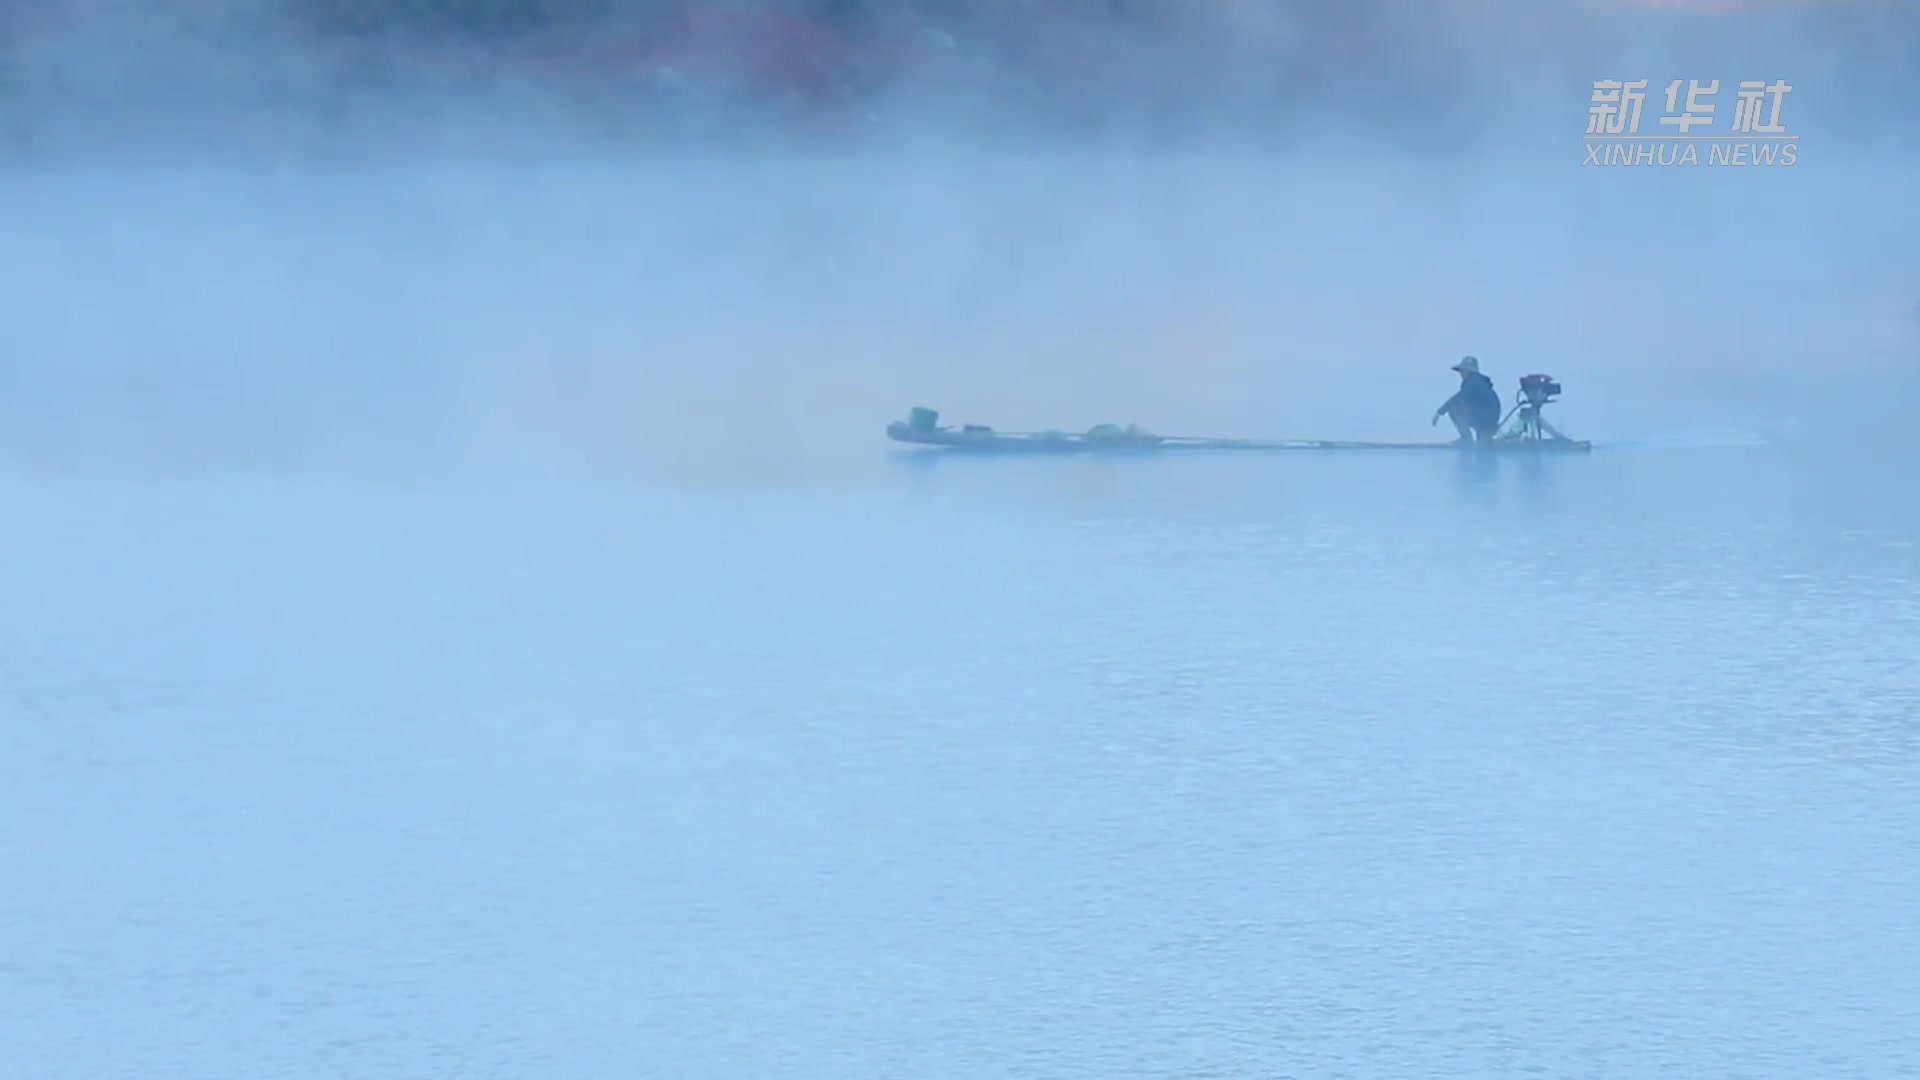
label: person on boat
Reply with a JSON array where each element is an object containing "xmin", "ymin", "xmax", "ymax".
[{"xmin": 1432, "ymin": 355, "xmax": 1502, "ymax": 443}]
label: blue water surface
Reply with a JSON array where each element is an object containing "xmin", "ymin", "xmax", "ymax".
[{"xmin": 2, "ymin": 443, "xmax": 1916, "ymax": 1078}]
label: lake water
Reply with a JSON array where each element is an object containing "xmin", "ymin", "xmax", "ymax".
[{"xmin": 3, "ymin": 442, "xmax": 1917, "ymax": 1078}]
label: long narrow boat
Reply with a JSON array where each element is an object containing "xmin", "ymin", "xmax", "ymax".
[{"xmin": 886, "ymin": 405, "xmax": 1594, "ymax": 455}]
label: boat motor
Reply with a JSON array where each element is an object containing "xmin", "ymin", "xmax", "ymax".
[
  {"xmin": 1518, "ymin": 374, "xmax": 1561, "ymax": 408},
  {"xmin": 1498, "ymin": 374, "xmax": 1570, "ymax": 441}
]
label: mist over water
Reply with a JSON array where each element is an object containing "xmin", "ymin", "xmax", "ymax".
[
  {"xmin": 4, "ymin": 3, "xmax": 1920, "ymax": 1078},
  {"xmin": 3, "ymin": 0, "xmax": 1916, "ymax": 478},
  {"xmin": 6, "ymin": 153, "xmax": 1915, "ymax": 477}
]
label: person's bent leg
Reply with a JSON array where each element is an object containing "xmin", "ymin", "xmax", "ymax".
[
  {"xmin": 1447, "ymin": 409, "xmax": 1473, "ymax": 443},
  {"xmin": 1471, "ymin": 408, "xmax": 1502, "ymax": 443}
]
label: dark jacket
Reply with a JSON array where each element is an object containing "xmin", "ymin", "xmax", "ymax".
[{"xmin": 1441, "ymin": 372, "xmax": 1501, "ymax": 429}]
